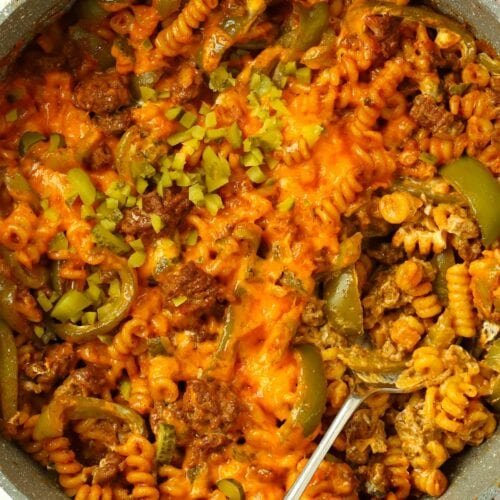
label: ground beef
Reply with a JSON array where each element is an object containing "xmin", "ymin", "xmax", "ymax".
[
  {"xmin": 365, "ymin": 14, "xmax": 401, "ymax": 59},
  {"xmin": 301, "ymin": 297, "xmax": 326, "ymax": 327},
  {"xmin": 94, "ymin": 109, "xmax": 132, "ymax": 135},
  {"xmin": 88, "ymin": 141, "xmax": 114, "ymax": 170},
  {"xmin": 160, "ymin": 62, "xmax": 202, "ymax": 104},
  {"xmin": 159, "ymin": 262, "xmax": 225, "ymax": 321},
  {"xmin": 22, "ymin": 343, "xmax": 76, "ymax": 393},
  {"xmin": 366, "ymin": 240, "xmax": 405, "ymax": 265},
  {"xmin": 181, "ymin": 380, "xmax": 239, "ymax": 435},
  {"xmin": 92, "ymin": 452, "xmax": 122, "ymax": 485},
  {"xmin": 73, "ymin": 71, "xmax": 130, "ymax": 114},
  {"xmin": 410, "ymin": 94, "xmax": 463, "ymax": 135},
  {"xmin": 55, "ymin": 366, "xmax": 108, "ymax": 398},
  {"xmin": 119, "ymin": 189, "xmax": 192, "ymax": 237}
]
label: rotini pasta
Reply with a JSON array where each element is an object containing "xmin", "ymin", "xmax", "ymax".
[{"xmin": 0, "ymin": 0, "xmax": 498, "ymax": 498}]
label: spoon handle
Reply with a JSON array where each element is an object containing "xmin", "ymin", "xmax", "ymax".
[{"xmin": 285, "ymin": 393, "xmax": 366, "ymax": 500}]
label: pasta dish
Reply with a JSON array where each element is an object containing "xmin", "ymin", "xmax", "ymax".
[{"xmin": 0, "ymin": 0, "xmax": 498, "ymax": 498}]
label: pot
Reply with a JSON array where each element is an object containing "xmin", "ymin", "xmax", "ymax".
[{"xmin": 0, "ymin": 0, "xmax": 498, "ymax": 498}]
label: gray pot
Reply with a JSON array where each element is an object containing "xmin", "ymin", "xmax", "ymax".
[{"xmin": 0, "ymin": 1, "xmax": 498, "ymax": 498}]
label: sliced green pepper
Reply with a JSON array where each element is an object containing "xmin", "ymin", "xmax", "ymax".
[
  {"xmin": 19, "ymin": 132, "xmax": 46, "ymax": 157},
  {"xmin": 216, "ymin": 478, "xmax": 245, "ymax": 500},
  {"xmin": 69, "ymin": 26, "xmax": 115, "ymax": 70},
  {"xmin": 0, "ymin": 320, "xmax": 18, "ymax": 421},
  {"xmin": 73, "ymin": 0, "xmax": 108, "ymax": 22},
  {"xmin": 488, "ymin": 376, "xmax": 500, "ymax": 413},
  {"xmin": 50, "ymin": 264, "xmax": 136, "ymax": 343},
  {"xmin": 391, "ymin": 177, "xmax": 466, "ymax": 206},
  {"xmin": 3, "ymin": 170, "xmax": 40, "ymax": 210},
  {"xmin": 216, "ymin": 305, "xmax": 236, "ymax": 355},
  {"xmin": 324, "ymin": 265, "xmax": 363, "ymax": 337},
  {"xmin": 0, "ymin": 247, "xmax": 48, "ymax": 289},
  {"xmin": 156, "ymin": 423, "xmax": 176, "ymax": 464},
  {"xmin": 440, "ymin": 157, "xmax": 500, "ymax": 247},
  {"xmin": 478, "ymin": 52, "xmax": 500, "ymax": 75},
  {"xmin": 33, "ymin": 395, "xmax": 146, "ymax": 441},
  {"xmin": 156, "ymin": 0, "xmax": 181, "ymax": 19},
  {"xmin": 348, "ymin": 1, "xmax": 476, "ymax": 66},
  {"xmin": 290, "ymin": 344, "xmax": 327, "ymax": 437},
  {"xmin": 432, "ymin": 248, "xmax": 455, "ymax": 306},
  {"xmin": 280, "ymin": 2, "xmax": 330, "ymax": 52},
  {"xmin": 484, "ymin": 339, "xmax": 500, "ymax": 372},
  {"xmin": 0, "ymin": 274, "xmax": 30, "ymax": 336}
]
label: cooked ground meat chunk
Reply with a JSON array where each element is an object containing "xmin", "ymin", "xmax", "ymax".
[
  {"xmin": 92, "ymin": 452, "xmax": 122, "ymax": 485},
  {"xmin": 22, "ymin": 343, "xmax": 76, "ymax": 393},
  {"xmin": 73, "ymin": 71, "xmax": 130, "ymax": 114},
  {"xmin": 365, "ymin": 14, "xmax": 401, "ymax": 59},
  {"xmin": 159, "ymin": 262, "xmax": 225, "ymax": 321},
  {"xmin": 55, "ymin": 366, "xmax": 108, "ymax": 398},
  {"xmin": 89, "ymin": 141, "xmax": 114, "ymax": 170},
  {"xmin": 301, "ymin": 297, "xmax": 326, "ymax": 327},
  {"xmin": 94, "ymin": 109, "xmax": 132, "ymax": 135},
  {"xmin": 119, "ymin": 189, "xmax": 191, "ymax": 237},
  {"xmin": 160, "ymin": 62, "xmax": 202, "ymax": 104},
  {"xmin": 182, "ymin": 380, "xmax": 239, "ymax": 435},
  {"xmin": 410, "ymin": 94, "xmax": 462, "ymax": 135}
]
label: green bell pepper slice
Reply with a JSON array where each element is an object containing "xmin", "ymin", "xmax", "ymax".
[
  {"xmin": 216, "ymin": 478, "xmax": 245, "ymax": 500},
  {"xmin": 33, "ymin": 396, "xmax": 147, "ymax": 441},
  {"xmin": 50, "ymin": 264, "xmax": 137, "ymax": 343},
  {"xmin": 440, "ymin": 157, "xmax": 500, "ymax": 247},
  {"xmin": 290, "ymin": 344, "xmax": 327, "ymax": 437},
  {"xmin": 324, "ymin": 265, "xmax": 364, "ymax": 337},
  {"xmin": 432, "ymin": 248, "xmax": 455, "ymax": 306},
  {"xmin": 0, "ymin": 247, "xmax": 48, "ymax": 289},
  {"xmin": 0, "ymin": 274, "xmax": 30, "ymax": 336},
  {"xmin": 280, "ymin": 2, "xmax": 330, "ymax": 52},
  {"xmin": 0, "ymin": 320, "xmax": 18, "ymax": 421}
]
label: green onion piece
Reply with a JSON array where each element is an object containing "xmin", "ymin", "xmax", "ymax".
[
  {"xmin": 130, "ymin": 239, "xmax": 144, "ymax": 252},
  {"xmin": 140, "ymin": 86, "xmax": 157, "ymax": 101},
  {"xmin": 190, "ymin": 125, "xmax": 205, "ymax": 140},
  {"xmin": 165, "ymin": 106, "xmax": 183, "ymax": 121},
  {"xmin": 246, "ymin": 165, "xmax": 266, "ymax": 184},
  {"xmin": 419, "ymin": 152, "xmax": 438, "ymax": 165},
  {"xmin": 156, "ymin": 423, "xmax": 176, "ymax": 464},
  {"xmin": 86, "ymin": 283, "xmax": 102, "ymax": 303},
  {"xmin": 205, "ymin": 127, "xmax": 227, "ymax": 141},
  {"xmin": 81, "ymin": 205, "xmax": 96, "ymax": 220},
  {"xmin": 49, "ymin": 232, "xmax": 69, "ymax": 252},
  {"xmin": 100, "ymin": 219, "xmax": 116, "ymax": 232},
  {"xmin": 172, "ymin": 295, "xmax": 187, "ymax": 307},
  {"xmin": 82, "ymin": 311, "xmax": 97, "ymax": 325},
  {"xmin": 184, "ymin": 230, "xmax": 198, "ymax": 246},
  {"xmin": 216, "ymin": 478, "xmax": 245, "ymax": 500},
  {"xmin": 68, "ymin": 168, "xmax": 96, "ymax": 206},
  {"xmin": 209, "ymin": 66, "xmax": 236, "ymax": 92},
  {"xmin": 151, "ymin": 214, "xmax": 165, "ymax": 233},
  {"xmin": 199, "ymin": 102, "xmax": 211, "ymax": 115},
  {"xmin": 51, "ymin": 290, "xmax": 92, "ymax": 322},
  {"xmin": 119, "ymin": 379, "xmax": 131, "ymax": 400},
  {"xmin": 108, "ymin": 279, "xmax": 121, "ymax": 298},
  {"xmin": 136, "ymin": 178, "xmax": 148, "ymax": 194},
  {"xmin": 205, "ymin": 112, "xmax": 217, "ymax": 128},
  {"xmin": 19, "ymin": 131, "xmax": 46, "ymax": 156},
  {"xmin": 277, "ymin": 196, "xmax": 295, "ymax": 212},
  {"xmin": 296, "ymin": 67, "xmax": 311, "ymax": 85},
  {"xmin": 48, "ymin": 133, "xmax": 66, "ymax": 152},
  {"xmin": 204, "ymin": 193, "xmax": 223, "ymax": 215},
  {"xmin": 302, "ymin": 124, "xmax": 323, "ymax": 147},
  {"xmin": 189, "ymin": 184, "xmax": 205, "ymax": 204},
  {"xmin": 92, "ymin": 223, "xmax": 131, "ymax": 255},
  {"xmin": 37, "ymin": 292, "xmax": 54, "ymax": 313},
  {"xmin": 105, "ymin": 197, "xmax": 119, "ymax": 209},
  {"xmin": 227, "ymin": 122, "xmax": 242, "ymax": 149},
  {"xmin": 5, "ymin": 109, "xmax": 18, "ymax": 123},
  {"xmin": 180, "ymin": 111, "xmax": 197, "ymax": 129},
  {"xmin": 167, "ymin": 129, "xmax": 192, "ymax": 146},
  {"xmin": 242, "ymin": 148, "xmax": 263, "ymax": 167},
  {"xmin": 34, "ymin": 326, "xmax": 45, "ymax": 338},
  {"xmin": 128, "ymin": 251, "xmax": 146, "ymax": 268}
]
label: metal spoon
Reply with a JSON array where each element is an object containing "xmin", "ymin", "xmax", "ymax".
[{"xmin": 284, "ymin": 369, "xmax": 425, "ymax": 500}]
